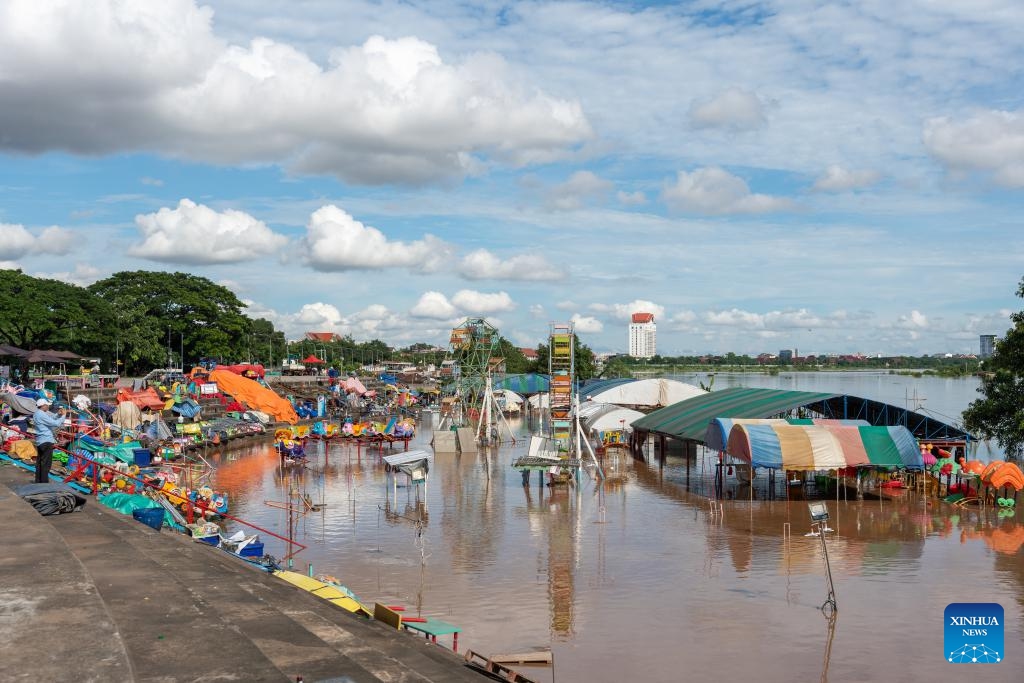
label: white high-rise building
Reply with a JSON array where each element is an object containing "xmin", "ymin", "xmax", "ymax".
[{"xmin": 629, "ymin": 312, "xmax": 657, "ymax": 358}]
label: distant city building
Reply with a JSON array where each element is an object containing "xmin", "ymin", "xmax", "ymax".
[
  {"xmin": 980, "ymin": 334, "xmax": 996, "ymax": 359},
  {"xmin": 629, "ymin": 312, "xmax": 657, "ymax": 358},
  {"xmin": 779, "ymin": 349, "xmax": 794, "ymax": 364}
]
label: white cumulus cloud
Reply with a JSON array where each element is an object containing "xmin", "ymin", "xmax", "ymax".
[
  {"xmin": 895, "ymin": 310, "xmax": 929, "ymax": 329},
  {"xmin": 0, "ymin": 223, "xmax": 76, "ymax": 259},
  {"xmin": 544, "ymin": 170, "xmax": 613, "ymax": 210},
  {"xmin": 410, "ymin": 291, "xmax": 458, "ymax": 319},
  {"xmin": 689, "ymin": 88, "xmax": 767, "ymax": 130},
  {"xmin": 703, "ymin": 308, "xmax": 833, "ymax": 330},
  {"xmin": 924, "ymin": 109, "xmax": 1024, "ymax": 187},
  {"xmin": 570, "ymin": 314, "xmax": 603, "ymax": 333},
  {"xmin": 450, "ymin": 290, "xmax": 515, "ymax": 314},
  {"xmin": 812, "ymin": 165, "xmax": 881, "ymax": 192},
  {"xmin": 130, "ymin": 199, "xmax": 287, "ymax": 264},
  {"xmin": 304, "ymin": 205, "xmax": 453, "ymax": 273},
  {"xmin": 590, "ymin": 299, "xmax": 665, "ymax": 321},
  {"xmin": 662, "ymin": 167, "xmax": 793, "ymax": 215},
  {"xmin": 458, "ymin": 248, "xmax": 563, "ymax": 281},
  {"xmin": 0, "ymin": 223, "xmax": 36, "ymax": 259},
  {"xmin": 0, "ymin": 1, "xmax": 591, "ymax": 184},
  {"xmin": 33, "ymin": 263, "xmax": 103, "ymax": 286}
]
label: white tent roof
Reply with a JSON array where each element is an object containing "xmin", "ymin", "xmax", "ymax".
[
  {"xmin": 582, "ymin": 378, "xmax": 704, "ymax": 408},
  {"xmin": 493, "ymin": 389, "xmax": 524, "ymax": 405},
  {"xmin": 527, "ymin": 393, "xmax": 550, "ymax": 409},
  {"xmin": 576, "ymin": 401, "xmax": 645, "ymax": 434}
]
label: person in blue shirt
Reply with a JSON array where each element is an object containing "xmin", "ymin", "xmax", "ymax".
[{"xmin": 32, "ymin": 398, "xmax": 66, "ymax": 483}]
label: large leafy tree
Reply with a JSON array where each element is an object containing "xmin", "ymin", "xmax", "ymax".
[
  {"xmin": 534, "ymin": 336, "xmax": 596, "ymax": 381},
  {"xmin": 0, "ymin": 269, "xmax": 111, "ymax": 351},
  {"xmin": 963, "ymin": 277, "xmax": 1024, "ymax": 461},
  {"xmin": 497, "ymin": 337, "xmax": 530, "ymax": 374},
  {"xmin": 89, "ymin": 271, "xmax": 252, "ymax": 373}
]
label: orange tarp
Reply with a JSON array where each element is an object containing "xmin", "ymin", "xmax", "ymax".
[
  {"xmin": 116, "ymin": 387, "xmax": 165, "ymax": 410},
  {"xmin": 209, "ymin": 369, "xmax": 298, "ymax": 424}
]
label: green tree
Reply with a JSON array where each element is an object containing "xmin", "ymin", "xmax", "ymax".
[
  {"xmin": 963, "ymin": 277, "xmax": 1024, "ymax": 461},
  {"xmin": 497, "ymin": 337, "xmax": 530, "ymax": 374},
  {"xmin": 534, "ymin": 336, "xmax": 596, "ymax": 381},
  {"xmin": 0, "ymin": 269, "xmax": 111, "ymax": 351},
  {"xmin": 89, "ymin": 271, "xmax": 251, "ymax": 373}
]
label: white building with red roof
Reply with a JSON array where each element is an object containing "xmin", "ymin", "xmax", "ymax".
[{"xmin": 628, "ymin": 312, "xmax": 656, "ymax": 358}]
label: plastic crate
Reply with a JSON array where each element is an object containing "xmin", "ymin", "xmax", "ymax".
[
  {"xmin": 132, "ymin": 507, "xmax": 164, "ymax": 531},
  {"xmin": 238, "ymin": 541, "xmax": 264, "ymax": 557},
  {"xmin": 132, "ymin": 448, "xmax": 152, "ymax": 467}
]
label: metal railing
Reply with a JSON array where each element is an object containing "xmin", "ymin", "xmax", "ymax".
[{"xmin": 1, "ymin": 422, "xmax": 306, "ymax": 560}]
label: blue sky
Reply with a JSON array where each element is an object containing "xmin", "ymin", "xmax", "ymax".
[{"xmin": 1, "ymin": 0, "xmax": 1023, "ymax": 356}]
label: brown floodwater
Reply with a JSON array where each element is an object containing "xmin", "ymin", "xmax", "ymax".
[{"xmin": 204, "ymin": 419, "xmax": 1023, "ymax": 682}]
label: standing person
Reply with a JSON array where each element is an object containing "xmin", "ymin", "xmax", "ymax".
[{"xmin": 32, "ymin": 398, "xmax": 66, "ymax": 483}]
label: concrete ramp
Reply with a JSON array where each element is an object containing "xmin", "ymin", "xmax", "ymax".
[
  {"xmin": 456, "ymin": 428, "xmax": 478, "ymax": 454},
  {"xmin": 432, "ymin": 430, "xmax": 458, "ymax": 452}
]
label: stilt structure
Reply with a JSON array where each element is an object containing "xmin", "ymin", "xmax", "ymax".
[{"xmin": 476, "ymin": 373, "xmax": 518, "ymax": 445}]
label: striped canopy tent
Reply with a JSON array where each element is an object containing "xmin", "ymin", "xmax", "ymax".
[
  {"xmin": 704, "ymin": 418, "xmax": 871, "ymax": 452},
  {"xmin": 494, "ymin": 373, "xmax": 550, "ymax": 395},
  {"xmin": 725, "ymin": 423, "xmax": 923, "ymax": 471}
]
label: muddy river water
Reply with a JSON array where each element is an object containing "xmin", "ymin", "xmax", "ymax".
[{"xmin": 205, "ymin": 408, "xmax": 1023, "ymax": 682}]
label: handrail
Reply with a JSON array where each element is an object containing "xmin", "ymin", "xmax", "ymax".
[{"xmin": 0, "ymin": 422, "xmax": 307, "ymax": 560}]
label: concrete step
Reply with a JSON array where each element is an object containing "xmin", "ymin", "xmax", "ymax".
[
  {"xmin": 115, "ymin": 522, "xmax": 381, "ymax": 682},
  {"xmin": 0, "ymin": 478, "xmax": 132, "ymax": 681},
  {"xmin": 42, "ymin": 505, "xmax": 288, "ymax": 682},
  {"xmin": 254, "ymin": 578, "xmax": 482, "ymax": 682}
]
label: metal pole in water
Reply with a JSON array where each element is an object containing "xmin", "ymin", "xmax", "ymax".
[{"xmin": 819, "ymin": 522, "xmax": 837, "ymax": 615}]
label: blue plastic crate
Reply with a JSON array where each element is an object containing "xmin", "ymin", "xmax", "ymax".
[
  {"xmin": 132, "ymin": 448, "xmax": 152, "ymax": 467},
  {"xmin": 239, "ymin": 541, "xmax": 264, "ymax": 557},
  {"xmin": 132, "ymin": 507, "xmax": 164, "ymax": 531}
]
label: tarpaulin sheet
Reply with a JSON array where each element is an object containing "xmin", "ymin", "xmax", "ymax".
[
  {"xmin": 116, "ymin": 387, "xmax": 165, "ymax": 411},
  {"xmin": 725, "ymin": 423, "xmax": 923, "ymax": 471},
  {"xmin": 209, "ymin": 369, "xmax": 298, "ymax": 424}
]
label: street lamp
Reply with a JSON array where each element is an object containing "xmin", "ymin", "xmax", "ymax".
[{"xmin": 808, "ymin": 502, "xmax": 837, "ymax": 615}]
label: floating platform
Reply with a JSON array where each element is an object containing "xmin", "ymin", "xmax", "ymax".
[{"xmin": 464, "ymin": 649, "xmax": 544, "ymax": 682}]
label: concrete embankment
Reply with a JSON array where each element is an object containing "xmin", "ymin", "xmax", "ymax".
[{"xmin": 0, "ymin": 462, "xmax": 484, "ymax": 682}]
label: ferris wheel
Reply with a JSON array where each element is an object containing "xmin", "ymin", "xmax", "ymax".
[{"xmin": 446, "ymin": 317, "xmax": 501, "ymax": 408}]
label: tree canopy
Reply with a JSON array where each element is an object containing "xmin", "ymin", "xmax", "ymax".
[
  {"xmin": 0, "ymin": 269, "xmax": 111, "ymax": 351},
  {"xmin": 963, "ymin": 277, "xmax": 1024, "ymax": 461},
  {"xmin": 88, "ymin": 271, "xmax": 252, "ymax": 373},
  {"xmin": 534, "ymin": 335, "xmax": 596, "ymax": 381}
]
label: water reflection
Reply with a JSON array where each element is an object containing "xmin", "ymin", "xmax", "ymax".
[{"xmin": 201, "ymin": 419, "xmax": 1023, "ymax": 683}]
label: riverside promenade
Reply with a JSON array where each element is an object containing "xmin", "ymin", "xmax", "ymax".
[{"xmin": 0, "ymin": 462, "xmax": 485, "ymax": 683}]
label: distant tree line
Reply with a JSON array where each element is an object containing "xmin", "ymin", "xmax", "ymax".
[{"xmin": 0, "ymin": 269, "xmax": 599, "ymax": 380}]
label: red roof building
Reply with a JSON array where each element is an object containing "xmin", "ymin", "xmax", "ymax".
[
  {"xmin": 305, "ymin": 332, "xmax": 342, "ymax": 342},
  {"xmin": 631, "ymin": 312, "xmax": 655, "ymax": 324},
  {"xmin": 520, "ymin": 347, "xmax": 539, "ymax": 360}
]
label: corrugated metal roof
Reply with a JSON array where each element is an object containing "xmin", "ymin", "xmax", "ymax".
[
  {"xmin": 632, "ymin": 387, "xmax": 841, "ymax": 442},
  {"xmin": 633, "ymin": 386, "xmax": 974, "ymax": 444}
]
